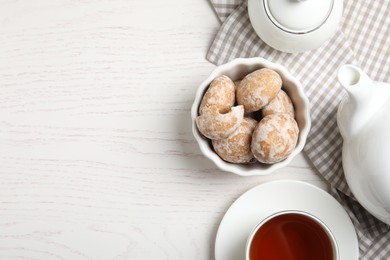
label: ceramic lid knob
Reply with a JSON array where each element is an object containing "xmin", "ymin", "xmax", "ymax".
[{"xmin": 265, "ymin": 0, "xmax": 334, "ymax": 33}]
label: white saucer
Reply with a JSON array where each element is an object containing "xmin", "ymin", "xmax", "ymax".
[{"xmin": 215, "ymin": 180, "xmax": 359, "ymax": 260}]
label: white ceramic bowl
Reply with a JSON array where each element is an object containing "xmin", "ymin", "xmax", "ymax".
[{"xmin": 191, "ymin": 57, "xmax": 311, "ymax": 176}]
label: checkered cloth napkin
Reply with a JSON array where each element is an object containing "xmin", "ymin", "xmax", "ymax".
[{"xmin": 207, "ymin": 0, "xmax": 390, "ymax": 258}]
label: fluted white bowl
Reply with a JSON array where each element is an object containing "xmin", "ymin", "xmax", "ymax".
[{"xmin": 191, "ymin": 57, "xmax": 311, "ymax": 176}]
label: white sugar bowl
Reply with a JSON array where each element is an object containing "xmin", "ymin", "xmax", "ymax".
[{"xmin": 248, "ymin": 0, "xmax": 343, "ymax": 53}]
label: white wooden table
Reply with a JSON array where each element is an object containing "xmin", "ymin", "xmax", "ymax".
[{"xmin": 0, "ymin": 0, "xmax": 327, "ymax": 259}]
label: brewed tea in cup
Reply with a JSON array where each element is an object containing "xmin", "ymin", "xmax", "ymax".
[{"xmin": 246, "ymin": 210, "xmax": 338, "ymax": 260}]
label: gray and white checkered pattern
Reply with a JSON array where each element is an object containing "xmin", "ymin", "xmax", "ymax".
[{"xmin": 207, "ymin": 0, "xmax": 390, "ymax": 258}]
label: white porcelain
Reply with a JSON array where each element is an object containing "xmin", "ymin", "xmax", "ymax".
[
  {"xmin": 191, "ymin": 57, "xmax": 311, "ymax": 176},
  {"xmin": 248, "ymin": 0, "xmax": 343, "ymax": 53},
  {"xmin": 215, "ymin": 180, "xmax": 359, "ymax": 260},
  {"xmin": 337, "ymin": 64, "xmax": 390, "ymax": 224},
  {"xmin": 245, "ymin": 210, "xmax": 339, "ymax": 260}
]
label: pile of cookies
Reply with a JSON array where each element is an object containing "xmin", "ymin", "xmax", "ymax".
[{"xmin": 196, "ymin": 68, "xmax": 299, "ymax": 165}]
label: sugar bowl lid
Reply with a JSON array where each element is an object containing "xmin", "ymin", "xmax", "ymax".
[
  {"xmin": 248, "ymin": 0, "xmax": 343, "ymax": 53},
  {"xmin": 265, "ymin": 0, "xmax": 334, "ymax": 33}
]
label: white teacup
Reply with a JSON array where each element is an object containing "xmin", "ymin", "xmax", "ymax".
[{"xmin": 246, "ymin": 210, "xmax": 339, "ymax": 260}]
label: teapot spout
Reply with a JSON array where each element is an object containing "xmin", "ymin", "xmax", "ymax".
[
  {"xmin": 338, "ymin": 65, "xmax": 370, "ymax": 90},
  {"xmin": 337, "ymin": 65, "xmax": 372, "ymax": 139},
  {"xmin": 337, "ymin": 64, "xmax": 369, "ymax": 89},
  {"xmin": 337, "ymin": 65, "xmax": 390, "ymax": 139}
]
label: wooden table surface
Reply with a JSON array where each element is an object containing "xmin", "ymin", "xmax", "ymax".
[{"xmin": 0, "ymin": 0, "xmax": 327, "ymax": 259}]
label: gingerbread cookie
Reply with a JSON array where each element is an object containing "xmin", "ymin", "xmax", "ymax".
[
  {"xmin": 199, "ymin": 75, "xmax": 235, "ymax": 114},
  {"xmin": 262, "ymin": 89, "xmax": 294, "ymax": 117},
  {"xmin": 236, "ymin": 68, "xmax": 282, "ymax": 112},
  {"xmin": 196, "ymin": 105, "xmax": 244, "ymax": 140},
  {"xmin": 212, "ymin": 117, "xmax": 257, "ymax": 163},
  {"xmin": 251, "ymin": 113, "xmax": 299, "ymax": 164}
]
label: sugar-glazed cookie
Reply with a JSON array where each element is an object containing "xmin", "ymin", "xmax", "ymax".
[
  {"xmin": 251, "ymin": 113, "xmax": 299, "ymax": 164},
  {"xmin": 262, "ymin": 89, "xmax": 294, "ymax": 117},
  {"xmin": 212, "ymin": 117, "xmax": 257, "ymax": 163},
  {"xmin": 196, "ymin": 105, "xmax": 244, "ymax": 140},
  {"xmin": 199, "ymin": 75, "xmax": 235, "ymax": 114},
  {"xmin": 236, "ymin": 68, "xmax": 282, "ymax": 112}
]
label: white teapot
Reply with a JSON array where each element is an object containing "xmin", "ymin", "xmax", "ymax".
[{"xmin": 337, "ymin": 64, "xmax": 390, "ymax": 224}]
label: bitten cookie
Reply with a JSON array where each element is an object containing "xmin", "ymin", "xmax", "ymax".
[
  {"xmin": 212, "ymin": 117, "xmax": 257, "ymax": 163},
  {"xmin": 199, "ymin": 75, "xmax": 235, "ymax": 114},
  {"xmin": 196, "ymin": 105, "xmax": 244, "ymax": 140},
  {"xmin": 236, "ymin": 68, "xmax": 282, "ymax": 113},
  {"xmin": 262, "ymin": 89, "xmax": 295, "ymax": 117},
  {"xmin": 251, "ymin": 113, "xmax": 299, "ymax": 164}
]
